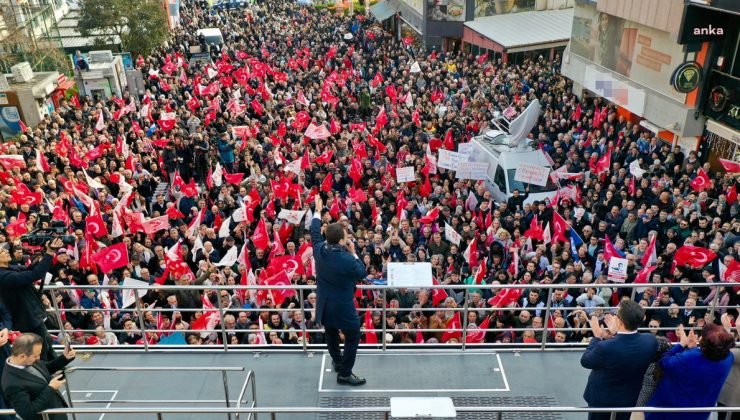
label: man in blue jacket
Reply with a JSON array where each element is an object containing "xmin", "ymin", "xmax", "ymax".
[
  {"xmin": 312, "ymin": 195, "xmax": 368, "ymax": 386},
  {"xmin": 581, "ymin": 300, "xmax": 657, "ymax": 420}
]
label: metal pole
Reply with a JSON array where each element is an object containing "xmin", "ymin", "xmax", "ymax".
[
  {"xmin": 134, "ymin": 297, "xmax": 150, "ymax": 352},
  {"xmin": 157, "ymin": 413, "xmax": 164, "ymax": 420},
  {"xmin": 460, "ymin": 288, "xmax": 470, "ymax": 351},
  {"xmin": 299, "ymin": 289, "xmax": 307, "ymax": 352},
  {"xmin": 708, "ymin": 286, "xmax": 721, "ymax": 323},
  {"xmin": 62, "ymin": 375, "xmax": 77, "ymax": 420},
  {"xmin": 541, "ymin": 288, "xmax": 553, "ymax": 350},
  {"xmin": 609, "ymin": 411, "xmax": 617, "ymax": 420},
  {"xmin": 48, "ymin": 289, "xmax": 68, "ymax": 345},
  {"xmin": 222, "ymin": 370, "xmax": 232, "ymax": 420},
  {"xmin": 216, "ymin": 292, "xmax": 229, "ymax": 351},
  {"xmin": 381, "ymin": 289, "xmax": 387, "ymax": 351}
]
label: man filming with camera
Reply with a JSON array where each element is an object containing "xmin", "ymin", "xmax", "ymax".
[{"xmin": 0, "ymin": 238, "xmax": 64, "ymax": 362}]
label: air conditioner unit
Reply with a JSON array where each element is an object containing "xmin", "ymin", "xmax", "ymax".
[
  {"xmin": 11, "ymin": 62, "xmax": 33, "ymax": 83},
  {"xmin": 88, "ymin": 50, "xmax": 114, "ymax": 63}
]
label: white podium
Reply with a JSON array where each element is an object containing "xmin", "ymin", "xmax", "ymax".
[{"xmin": 390, "ymin": 397, "xmax": 457, "ymax": 418}]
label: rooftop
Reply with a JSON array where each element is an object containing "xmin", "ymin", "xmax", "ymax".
[{"xmin": 464, "ymin": 8, "xmax": 574, "ymax": 51}]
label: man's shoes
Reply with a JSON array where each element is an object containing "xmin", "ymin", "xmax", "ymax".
[
  {"xmin": 337, "ymin": 374, "xmax": 366, "ymax": 386},
  {"xmin": 331, "ymin": 360, "xmax": 342, "ymax": 372}
]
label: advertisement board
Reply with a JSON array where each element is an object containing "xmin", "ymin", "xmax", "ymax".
[{"xmin": 427, "ymin": 0, "xmax": 465, "ymax": 21}]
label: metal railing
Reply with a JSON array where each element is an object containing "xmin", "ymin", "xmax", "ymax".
[
  {"xmin": 37, "ymin": 281, "xmax": 740, "ymax": 352},
  {"xmin": 57, "ymin": 366, "xmax": 254, "ymax": 420},
  {"xmin": 0, "ymin": 404, "xmax": 738, "ymax": 420}
]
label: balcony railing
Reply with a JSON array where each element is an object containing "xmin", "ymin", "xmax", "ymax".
[
  {"xmin": 36, "ymin": 281, "xmax": 740, "ymax": 352},
  {"xmin": 2, "ymin": 404, "xmax": 740, "ymax": 420}
]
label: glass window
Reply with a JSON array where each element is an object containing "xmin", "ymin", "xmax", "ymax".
[{"xmin": 494, "ymin": 165, "xmax": 507, "ymax": 193}]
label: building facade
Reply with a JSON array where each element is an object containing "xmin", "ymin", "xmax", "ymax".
[{"xmin": 561, "ymin": 0, "xmax": 739, "ymax": 169}]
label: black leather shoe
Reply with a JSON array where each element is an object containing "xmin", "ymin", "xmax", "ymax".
[
  {"xmin": 337, "ymin": 374, "xmax": 366, "ymax": 386},
  {"xmin": 331, "ymin": 360, "xmax": 342, "ymax": 372}
]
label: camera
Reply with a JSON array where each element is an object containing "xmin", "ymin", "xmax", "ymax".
[{"xmin": 20, "ymin": 221, "xmax": 76, "ymax": 246}]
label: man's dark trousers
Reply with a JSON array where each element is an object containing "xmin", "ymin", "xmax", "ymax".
[{"xmin": 325, "ymin": 327, "xmax": 360, "ymax": 376}]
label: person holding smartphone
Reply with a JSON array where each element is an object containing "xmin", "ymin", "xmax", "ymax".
[{"xmin": 1, "ymin": 333, "xmax": 76, "ymax": 420}]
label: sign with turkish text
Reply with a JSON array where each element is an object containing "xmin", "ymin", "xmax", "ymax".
[
  {"xmin": 607, "ymin": 257, "xmax": 628, "ymax": 283},
  {"xmin": 455, "ymin": 161, "xmax": 489, "ymax": 180},
  {"xmin": 514, "ymin": 163, "xmax": 550, "ymax": 187},
  {"xmin": 396, "ymin": 166, "xmax": 416, "ymax": 183}
]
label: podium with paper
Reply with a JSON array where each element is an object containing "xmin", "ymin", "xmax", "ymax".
[{"xmin": 387, "ymin": 262, "xmax": 433, "ymax": 288}]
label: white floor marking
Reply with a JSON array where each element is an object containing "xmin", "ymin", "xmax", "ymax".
[{"xmin": 318, "ymin": 352, "xmax": 510, "ymax": 393}]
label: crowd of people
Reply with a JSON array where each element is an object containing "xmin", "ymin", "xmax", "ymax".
[{"xmin": 0, "ymin": 0, "xmax": 737, "ymax": 352}]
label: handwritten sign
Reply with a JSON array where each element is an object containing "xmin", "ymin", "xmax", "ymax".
[
  {"xmin": 455, "ymin": 162, "xmax": 489, "ymax": 180},
  {"xmin": 513, "ymin": 163, "xmax": 550, "ymax": 187},
  {"xmin": 438, "ymin": 149, "xmax": 466, "ymax": 170},
  {"xmin": 457, "ymin": 142, "xmax": 474, "ymax": 157},
  {"xmin": 278, "ymin": 209, "xmax": 306, "ymax": 225},
  {"xmin": 396, "ymin": 166, "xmax": 415, "ymax": 183},
  {"xmin": 387, "ymin": 262, "xmax": 432, "ymax": 287}
]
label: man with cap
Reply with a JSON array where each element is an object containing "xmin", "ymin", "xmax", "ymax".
[{"xmin": 311, "ymin": 195, "xmax": 368, "ymax": 386}]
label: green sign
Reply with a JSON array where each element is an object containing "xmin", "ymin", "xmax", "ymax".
[{"xmin": 671, "ymin": 61, "xmax": 702, "ymax": 93}]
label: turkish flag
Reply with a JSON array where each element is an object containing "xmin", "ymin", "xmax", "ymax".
[
  {"xmin": 263, "ymin": 270, "xmax": 294, "ymax": 306},
  {"xmin": 674, "ymin": 245, "xmax": 717, "ymax": 268},
  {"xmin": 463, "ymin": 238, "xmax": 478, "ymax": 268},
  {"xmin": 420, "ymin": 208, "xmax": 439, "ymax": 225},
  {"xmin": 85, "ymin": 211, "xmax": 109, "ymax": 238},
  {"xmin": 431, "ymin": 277, "xmax": 449, "ymax": 307},
  {"xmin": 349, "ymin": 187, "xmax": 367, "ymax": 203},
  {"xmin": 267, "ymin": 255, "xmax": 305, "ymax": 278},
  {"xmin": 690, "ymin": 168, "xmax": 711, "ymax": 192},
  {"xmin": 35, "ymin": 149, "xmax": 50, "ymax": 173},
  {"xmin": 0, "ymin": 155, "xmax": 26, "ymax": 170},
  {"xmin": 603, "ymin": 236, "xmax": 625, "ymax": 263},
  {"xmin": 524, "ymin": 215, "xmax": 544, "ymax": 240},
  {"xmin": 166, "ymin": 206, "xmax": 185, "ymax": 219},
  {"xmin": 443, "ymin": 130, "xmax": 454, "ymax": 150},
  {"xmin": 314, "ymin": 150, "xmax": 334, "ymax": 165},
  {"xmin": 251, "ymin": 99, "xmax": 264, "ymax": 116},
  {"xmin": 321, "ymin": 173, "xmax": 334, "ymax": 192},
  {"xmin": 441, "ymin": 312, "xmax": 461, "ymax": 343},
  {"xmin": 728, "ymin": 184, "xmax": 737, "ymax": 205},
  {"xmin": 634, "ymin": 264, "xmax": 658, "ymax": 284},
  {"xmin": 6, "ymin": 215, "xmax": 28, "ymax": 237},
  {"xmin": 719, "ymin": 158, "xmax": 740, "ymax": 173},
  {"xmin": 252, "ymin": 219, "xmax": 270, "ymax": 250},
  {"xmin": 143, "ymin": 215, "xmax": 170, "ymax": 235},
  {"xmin": 487, "ymin": 286, "xmax": 523, "ymax": 308},
  {"xmin": 92, "ymin": 242, "xmax": 130, "ymax": 273},
  {"xmin": 223, "ymin": 172, "xmax": 245, "ymax": 185},
  {"xmin": 363, "ymin": 310, "xmax": 378, "ymax": 344},
  {"xmin": 551, "ymin": 211, "xmax": 568, "ymax": 243},
  {"xmin": 466, "ymin": 316, "xmax": 490, "ymax": 344}
]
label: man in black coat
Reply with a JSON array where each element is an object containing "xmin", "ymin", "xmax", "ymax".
[
  {"xmin": 0, "ymin": 238, "xmax": 64, "ymax": 361},
  {"xmin": 312, "ymin": 195, "xmax": 368, "ymax": 386},
  {"xmin": 0, "ymin": 299, "xmax": 12, "ymax": 420},
  {"xmin": 581, "ymin": 300, "xmax": 657, "ymax": 420},
  {"xmin": 1, "ymin": 333, "xmax": 75, "ymax": 420}
]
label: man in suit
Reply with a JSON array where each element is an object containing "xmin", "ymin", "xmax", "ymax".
[
  {"xmin": 0, "ymin": 299, "xmax": 12, "ymax": 420},
  {"xmin": 1, "ymin": 333, "xmax": 75, "ymax": 420},
  {"xmin": 581, "ymin": 300, "xmax": 657, "ymax": 420},
  {"xmin": 312, "ymin": 195, "xmax": 368, "ymax": 386},
  {"xmin": 0, "ymin": 238, "xmax": 65, "ymax": 362}
]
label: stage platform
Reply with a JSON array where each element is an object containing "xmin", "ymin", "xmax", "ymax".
[{"xmin": 62, "ymin": 349, "xmax": 588, "ymax": 420}]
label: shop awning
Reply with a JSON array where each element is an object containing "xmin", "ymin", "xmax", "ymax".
[
  {"xmin": 370, "ymin": 0, "xmax": 400, "ymax": 22},
  {"xmin": 56, "ymin": 79, "xmax": 76, "ymax": 91},
  {"xmin": 464, "ymin": 8, "xmax": 573, "ymax": 53}
]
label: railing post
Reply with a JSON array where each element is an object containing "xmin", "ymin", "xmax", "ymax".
[
  {"xmin": 251, "ymin": 372, "xmax": 257, "ymax": 420},
  {"xmin": 222, "ymin": 370, "xmax": 232, "ymax": 420},
  {"xmin": 134, "ymin": 296, "xmax": 150, "ymax": 352},
  {"xmin": 708, "ymin": 285, "xmax": 721, "ymax": 323},
  {"xmin": 216, "ymin": 292, "xmax": 229, "ymax": 351},
  {"xmin": 461, "ymin": 287, "xmax": 470, "ymax": 351},
  {"xmin": 540, "ymin": 288, "xmax": 553, "ymax": 350},
  {"xmin": 298, "ymin": 289, "xmax": 307, "ymax": 352},
  {"xmin": 48, "ymin": 289, "xmax": 68, "ymax": 344},
  {"xmin": 157, "ymin": 413, "xmax": 164, "ymax": 420},
  {"xmin": 62, "ymin": 374, "xmax": 77, "ymax": 420},
  {"xmin": 381, "ymin": 289, "xmax": 388, "ymax": 351},
  {"xmin": 609, "ymin": 411, "xmax": 617, "ymax": 420}
]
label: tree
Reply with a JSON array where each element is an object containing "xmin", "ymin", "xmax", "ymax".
[{"xmin": 77, "ymin": 0, "xmax": 169, "ymax": 56}]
